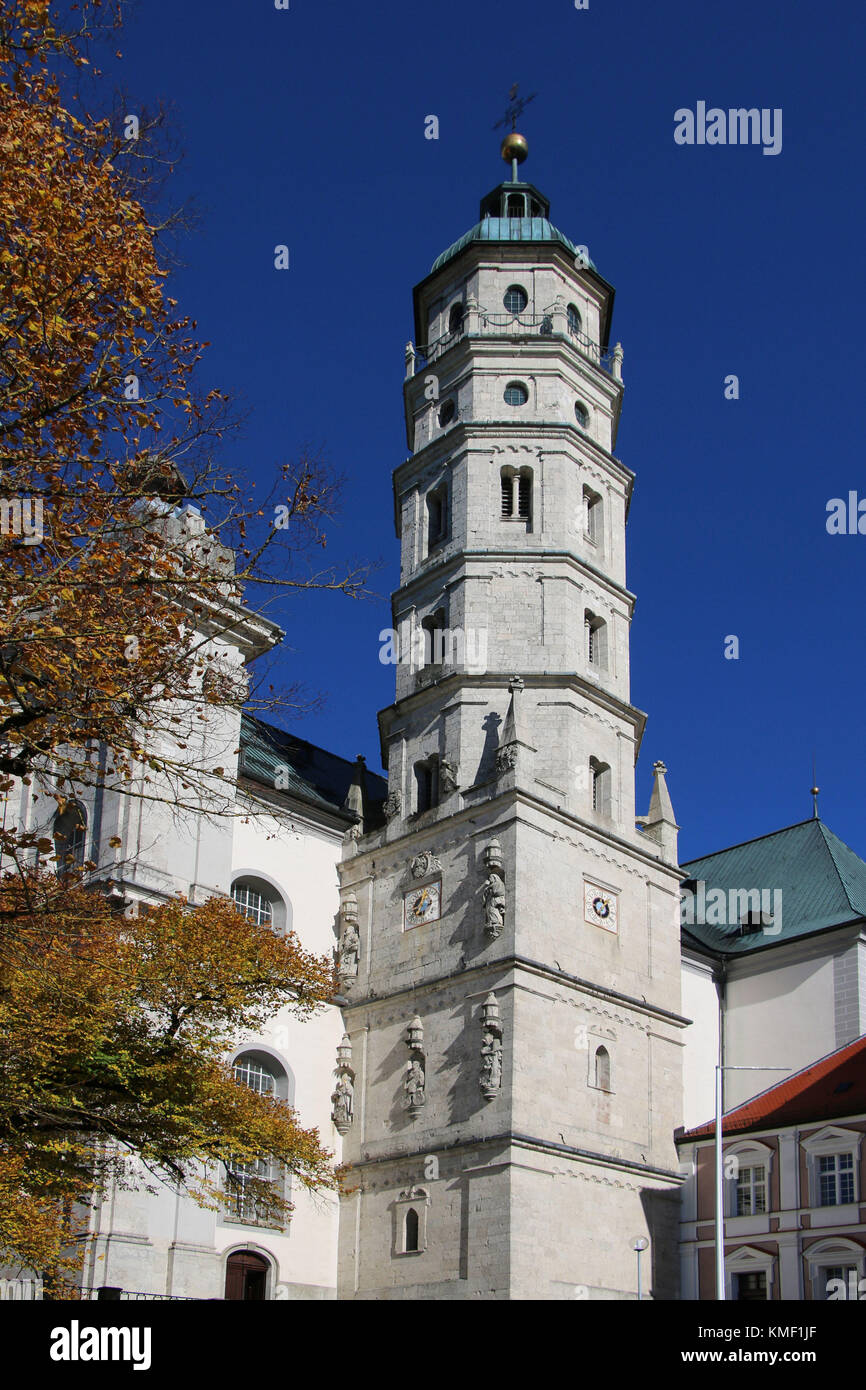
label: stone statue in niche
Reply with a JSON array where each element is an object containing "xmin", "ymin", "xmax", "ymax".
[
  {"xmin": 404, "ymin": 1057, "xmax": 426, "ymax": 1111},
  {"xmin": 481, "ymin": 872, "xmax": 506, "ymax": 939},
  {"xmin": 331, "ymin": 1075, "xmax": 354, "ymax": 1134},
  {"xmin": 479, "ymin": 992, "xmax": 503, "ymax": 1100},
  {"xmin": 480, "ymin": 1031, "xmax": 502, "ymax": 1097},
  {"xmin": 337, "ymin": 893, "xmax": 360, "ymax": 984},
  {"xmin": 331, "ymin": 1032, "xmax": 355, "ymax": 1134},
  {"xmin": 383, "ymin": 791, "xmax": 402, "ymax": 821}
]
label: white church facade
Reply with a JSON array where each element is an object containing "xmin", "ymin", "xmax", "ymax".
[{"xmin": 6, "ymin": 138, "xmax": 866, "ymax": 1300}]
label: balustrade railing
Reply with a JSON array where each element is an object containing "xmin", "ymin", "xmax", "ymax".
[{"xmin": 406, "ymin": 315, "xmax": 622, "ymax": 380}]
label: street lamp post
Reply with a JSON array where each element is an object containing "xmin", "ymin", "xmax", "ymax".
[
  {"xmin": 714, "ymin": 1063, "xmax": 790, "ymax": 1301},
  {"xmin": 633, "ymin": 1236, "xmax": 649, "ymax": 1300}
]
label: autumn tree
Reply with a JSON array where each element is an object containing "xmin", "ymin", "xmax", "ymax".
[
  {"xmin": 0, "ymin": 0, "xmax": 363, "ymax": 1277},
  {"xmin": 0, "ymin": 874, "xmax": 337, "ymax": 1285}
]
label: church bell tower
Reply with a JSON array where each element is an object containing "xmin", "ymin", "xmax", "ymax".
[{"xmin": 335, "ymin": 127, "xmax": 685, "ymax": 1300}]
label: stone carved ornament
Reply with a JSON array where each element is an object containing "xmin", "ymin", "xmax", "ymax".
[
  {"xmin": 439, "ymin": 759, "xmax": 459, "ymax": 795},
  {"xmin": 410, "ymin": 850, "xmax": 442, "ymax": 880}
]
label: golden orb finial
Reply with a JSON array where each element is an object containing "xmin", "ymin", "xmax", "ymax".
[{"xmin": 501, "ymin": 131, "xmax": 529, "ymax": 167}]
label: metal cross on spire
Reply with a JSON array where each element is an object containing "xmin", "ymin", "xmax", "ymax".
[{"xmin": 493, "ymin": 83, "xmax": 537, "ymax": 133}]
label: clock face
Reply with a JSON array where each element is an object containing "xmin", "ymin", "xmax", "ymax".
[
  {"xmin": 584, "ymin": 881, "xmax": 618, "ymax": 932},
  {"xmin": 404, "ymin": 879, "xmax": 442, "ymax": 929}
]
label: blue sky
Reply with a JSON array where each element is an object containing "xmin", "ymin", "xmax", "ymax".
[{"xmin": 104, "ymin": 0, "xmax": 866, "ymax": 862}]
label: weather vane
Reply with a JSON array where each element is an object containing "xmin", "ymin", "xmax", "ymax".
[{"xmin": 493, "ymin": 83, "xmax": 537, "ymax": 133}]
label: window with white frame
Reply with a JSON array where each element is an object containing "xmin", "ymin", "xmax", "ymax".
[
  {"xmin": 819, "ymin": 1153, "xmax": 855, "ymax": 1206},
  {"xmin": 736, "ymin": 1164, "xmax": 767, "ymax": 1216},
  {"xmin": 224, "ymin": 1051, "xmax": 290, "ymax": 1226},
  {"xmin": 231, "ymin": 875, "xmax": 289, "ymax": 935},
  {"xmin": 725, "ymin": 1246, "xmax": 775, "ymax": 1301},
  {"xmin": 802, "ymin": 1127, "xmax": 861, "ymax": 1210},
  {"xmin": 233, "ymin": 1055, "xmax": 276, "ymax": 1096},
  {"xmin": 805, "ymin": 1238, "xmax": 866, "ymax": 1301},
  {"xmin": 232, "ymin": 880, "xmax": 273, "ymax": 926},
  {"xmin": 224, "ymin": 1154, "xmax": 277, "ymax": 1225},
  {"xmin": 724, "ymin": 1140, "xmax": 773, "ymax": 1220}
]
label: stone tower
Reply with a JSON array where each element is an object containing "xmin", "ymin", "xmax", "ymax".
[{"xmin": 336, "ymin": 134, "xmax": 685, "ymax": 1300}]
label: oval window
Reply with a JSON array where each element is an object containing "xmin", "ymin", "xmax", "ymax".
[
  {"xmin": 503, "ymin": 285, "xmax": 528, "ymax": 315},
  {"xmin": 504, "ymin": 382, "xmax": 528, "ymax": 407}
]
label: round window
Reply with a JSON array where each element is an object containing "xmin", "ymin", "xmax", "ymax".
[
  {"xmin": 503, "ymin": 285, "xmax": 528, "ymax": 315},
  {"xmin": 504, "ymin": 382, "xmax": 528, "ymax": 407}
]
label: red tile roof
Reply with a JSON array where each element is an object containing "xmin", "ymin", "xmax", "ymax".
[{"xmin": 678, "ymin": 1034, "xmax": 866, "ymax": 1140}]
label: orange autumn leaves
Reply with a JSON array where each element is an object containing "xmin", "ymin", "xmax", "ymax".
[{"xmin": 0, "ymin": 874, "xmax": 338, "ymax": 1276}]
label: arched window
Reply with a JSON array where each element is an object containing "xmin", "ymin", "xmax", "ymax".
[
  {"xmin": 427, "ymin": 486, "xmax": 447, "ymax": 546},
  {"xmin": 437, "ymin": 399, "xmax": 456, "ymax": 428},
  {"xmin": 585, "ymin": 611, "xmax": 606, "ymax": 669},
  {"xmin": 233, "ymin": 1055, "xmax": 277, "ymax": 1096},
  {"xmin": 574, "ymin": 401, "xmax": 589, "ymax": 429},
  {"xmin": 594, "ymin": 1045, "xmax": 611, "ymax": 1091},
  {"xmin": 590, "ymin": 758, "xmax": 611, "ymax": 816},
  {"xmin": 448, "ymin": 302, "xmax": 464, "ymax": 335},
  {"xmin": 504, "ymin": 381, "xmax": 528, "ymax": 407},
  {"xmin": 414, "ymin": 757, "xmax": 439, "ymax": 814},
  {"xmin": 500, "ymin": 467, "xmax": 533, "ymax": 523},
  {"xmin": 567, "ymin": 303, "xmax": 582, "ymax": 337},
  {"xmin": 421, "ymin": 609, "xmax": 447, "ymax": 666},
  {"xmin": 405, "ymin": 1207, "xmax": 420, "ymax": 1252},
  {"xmin": 583, "ymin": 485, "xmax": 602, "ymax": 545},
  {"xmin": 225, "ymin": 1050, "xmax": 291, "ymax": 1226},
  {"xmin": 230, "ymin": 876, "xmax": 289, "ymax": 934},
  {"xmin": 53, "ymin": 802, "xmax": 86, "ymax": 869},
  {"xmin": 503, "ymin": 285, "xmax": 528, "ymax": 316},
  {"xmin": 232, "ymin": 879, "xmax": 273, "ymax": 928}
]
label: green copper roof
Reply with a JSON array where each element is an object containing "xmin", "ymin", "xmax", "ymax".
[
  {"xmin": 431, "ymin": 216, "xmax": 596, "ymax": 273},
  {"xmin": 681, "ymin": 818, "xmax": 866, "ymax": 957},
  {"xmin": 238, "ymin": 713, "xmax": 387, "ymax": 821}
]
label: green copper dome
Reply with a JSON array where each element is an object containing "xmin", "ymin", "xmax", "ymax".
[
  {"xmin": 432, "ymin": 215, "xmax": 595, "ymax": 273},
  {"xmin": 430, "ymin": 180, "xmax": 598, "ymax": 274}
]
